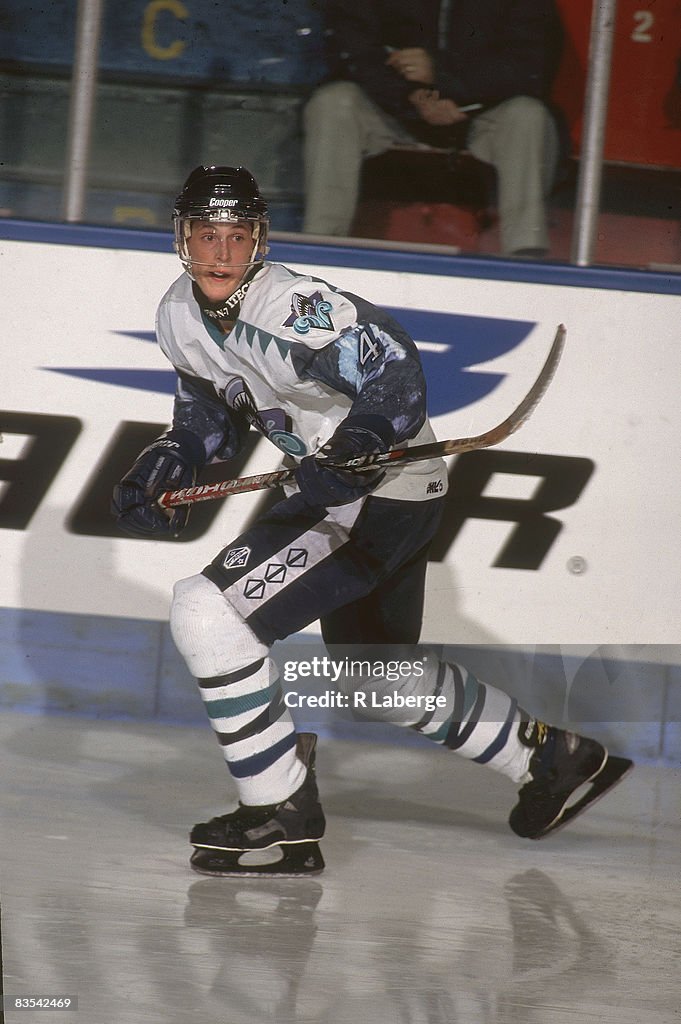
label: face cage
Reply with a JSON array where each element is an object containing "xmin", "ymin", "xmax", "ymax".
[{"xmin": 173, "ymin": 212, "xmax": 269, "ymax": 278}]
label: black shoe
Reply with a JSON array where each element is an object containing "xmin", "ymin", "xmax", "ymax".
[
  {"xmin": 509, "ymin": 726, "xmax": 633, "ymax": 840},
  {"xmin": 190, "ymin": 733, "xmax": 326, "ymax": 876}
]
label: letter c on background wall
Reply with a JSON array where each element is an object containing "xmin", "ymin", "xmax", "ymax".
[{"xmin": 141, "ymin": 0, "xmax": 188, "ymax": 60}]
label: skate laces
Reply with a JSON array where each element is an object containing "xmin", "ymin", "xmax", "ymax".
[
  {"xmin": 211, "ymin": 801, "xmax": 280, "ymax": 829},
  {"xmin": 518, "ymin": 732, "xmax": 560, "ymax": 802}
]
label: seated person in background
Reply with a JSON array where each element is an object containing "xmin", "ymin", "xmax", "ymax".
[{"xmin": 303, "ymin": 0, "xmax": 564, "ymax": 258}]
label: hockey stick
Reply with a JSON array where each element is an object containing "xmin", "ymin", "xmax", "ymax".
[{"xmin": 157, "ymin": 323, "xmax": 566, "ymax": 509}]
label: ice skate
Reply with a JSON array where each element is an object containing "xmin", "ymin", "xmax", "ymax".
[
  {"xmin": 190, "ymin": 733, "xmax": 326, "ymax": 877},
  {"xmin": 509, "ymin": 724, "xmax": 633, "ymax": 840}
]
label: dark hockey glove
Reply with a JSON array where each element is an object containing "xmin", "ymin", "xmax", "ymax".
[
  {"xmin": 112, "ymin": 428, "xmax": 206, "ymax": 538},
  {"xmin": 295, "ymin": 416, "xmax": 394, "ymax": 508}
]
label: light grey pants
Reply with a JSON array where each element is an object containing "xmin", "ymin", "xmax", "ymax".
[{"xmin": 302, "ymin": 81, "xmax": 559, "ymax": 254}]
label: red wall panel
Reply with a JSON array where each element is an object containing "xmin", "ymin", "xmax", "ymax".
[{"xmin": 552, "ymin": 0, "xmax": 681, "ymax": 169}]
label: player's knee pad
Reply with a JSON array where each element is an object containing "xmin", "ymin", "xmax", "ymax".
[{"xmin": 170, "ymin": 573, "xmax": 268, "ymax": 679}]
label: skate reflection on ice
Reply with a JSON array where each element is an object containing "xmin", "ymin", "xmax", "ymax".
[
  {"xmin": 497, "ymin": 869, "xmax": 614, "ymax": 1020},
  {"xmin": 504, "ymin": 869, "xmax": 610, "ymax": 974},
  {"xmin": 183, "ymin": 878, "xmax": 323, "ymax": 1019}
]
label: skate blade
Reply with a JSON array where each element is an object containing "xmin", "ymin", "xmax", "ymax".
[
  {"xmin": 534, "ymin": 755, "xmax": 634, "ymax": 840},
  {"xmin": 190, "ymin": 841, "xmax": 325, "ymax": 877}
]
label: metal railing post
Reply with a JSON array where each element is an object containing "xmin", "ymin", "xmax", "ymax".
[
  {"xmin": 62, "ymin": 0, "xmax": 105, "ymax": 222},
  {"xmin": 570, "ymin": 0, "xmax": 618, "ymax": 266}
]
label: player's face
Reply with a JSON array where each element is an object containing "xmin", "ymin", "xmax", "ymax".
[{"xmin": 187, "ymin": 221, "xmax": 254, "ymax": 301}]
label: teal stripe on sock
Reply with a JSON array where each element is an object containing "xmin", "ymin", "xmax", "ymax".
[
  {"xmin": 428, "ymin": 718, "xmax": 452, "ymax": 743},
  {"xmin": 462, "ymin": 671, "xmax": 480, "ymax": 719},
  {"xmin": 204, "ymin": 681, "xmax": 280, "ymax": 720},
  {"xmin": 418, "ymin": 668, "xmax": 481, "ymax": 745}
]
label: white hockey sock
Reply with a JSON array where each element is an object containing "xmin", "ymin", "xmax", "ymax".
[
  {"xmin": 198, "ymin": 658, "xmax": 305, "ymax": 805},
  {"xmin": 341, "ymin": 648, "xmax": 532, "ymax": 783},
  {"xmin": 424, "ymin": 661, "xmax": 533, "ymax": 783},
  {"xmin": 170, "ymin": 574, "xmax": 305, "ymax": 805}
]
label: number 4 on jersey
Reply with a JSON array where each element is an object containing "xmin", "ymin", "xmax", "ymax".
[{"xmin": 359, "ymin": 328, "xmax": 382, "ymax": 366}]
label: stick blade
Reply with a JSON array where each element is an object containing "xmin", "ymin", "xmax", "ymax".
[
  {"xmin": 455, "ymin": 323, "xmax": 566, "ymax": 453},
  {"xmin": 501, "ymin": 322, "xmax": 566, "ymax": 439}
]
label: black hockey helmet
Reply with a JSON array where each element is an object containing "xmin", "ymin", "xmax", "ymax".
[{"xmin": 172, "ymin": 165, "xmax": 269, "ymax": 273}]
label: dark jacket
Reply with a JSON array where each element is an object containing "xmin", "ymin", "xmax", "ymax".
[{"xmin": 322, "ymin": 0, "xmax": 563, "ymax": 142}]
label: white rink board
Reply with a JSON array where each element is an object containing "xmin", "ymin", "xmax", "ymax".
[{"xmin": 1, "ymin": 235, "xmax": 680, "ymax": 644}]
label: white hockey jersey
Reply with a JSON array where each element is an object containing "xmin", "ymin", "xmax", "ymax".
[{"xmin": 155, "ymin": 262, "xmax": 448, "ymax": 502}]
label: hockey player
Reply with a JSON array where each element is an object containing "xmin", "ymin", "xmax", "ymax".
[{"xmin": 112, "ymin": 165, "xmax": 632, "ymax": 876}]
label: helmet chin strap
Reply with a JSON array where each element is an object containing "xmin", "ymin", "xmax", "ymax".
[
  {"xmin": 188, "ymin": 258, "xmax": 255, "ymax": 268},
  {"xmin": 182, "ymin": 258, "xmax": 263, "ymax": 298},
  {"xmin": 191, "ymin": 263, "xmax": 264, "ymax": 326}
]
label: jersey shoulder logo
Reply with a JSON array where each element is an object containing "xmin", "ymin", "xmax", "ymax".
[{"xmin": 282, "ymin": 291, "xmax": 335, "ymax": 335}]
